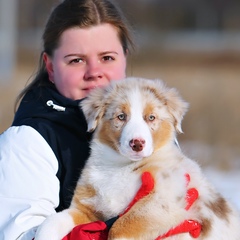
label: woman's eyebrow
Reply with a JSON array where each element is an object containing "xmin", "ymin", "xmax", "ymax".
[
  {"xmin": 99, "ymin": 51, "xmax": 119, "ymax": 56},
  {"xmin": 64, "ymin": 51, "xmax": 119, "ymax": 58},
  {"xmin": 64, "ymin": 53, "xmax": 86, "ymax": 58}
]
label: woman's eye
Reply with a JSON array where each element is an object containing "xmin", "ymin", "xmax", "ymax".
[
  {"xmin": 148, "ymin": 115, "xmax": 155, "ymax": 121},
  {"xmin": 117, "ymin": 113, "xmax": 126, "ymax": 121},
  {"xmin": 103, "ymin": 56, "xmax": 114, "ymax": 61},
  {"xmin": 69, "ymin": 58, "xmax": 83, "ymax": 64}
]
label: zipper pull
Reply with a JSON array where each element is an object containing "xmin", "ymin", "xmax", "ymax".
[{"xmin": 46, "ymin": 100, "xmax": 66, "ymax": 112}]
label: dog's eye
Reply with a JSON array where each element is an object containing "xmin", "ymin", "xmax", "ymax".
[
  {"xmin": 148, "ymin": 114, "xmax": 155, "ymax": 121},
  {"xmin": 117, "ymin": 113, "xmax": 126, "ymax": 121}
]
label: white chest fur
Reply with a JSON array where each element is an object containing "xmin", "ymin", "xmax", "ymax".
[{"xmin": 81, "ymin": 161, "xmax": 141, "ymax": 220}]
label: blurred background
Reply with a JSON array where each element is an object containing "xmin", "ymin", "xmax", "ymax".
[{"xmin": 0, "ymin": 0, "xmax": 240, "ymax": 181}]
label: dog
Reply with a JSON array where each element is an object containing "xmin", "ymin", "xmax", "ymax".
[{"xmin": 35, "ymin": 77, "xmax": 240, "ymax": 240}]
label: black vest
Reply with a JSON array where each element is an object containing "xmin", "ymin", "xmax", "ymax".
[{"xmin": 13, "ymin": 85, "xmax": 92, "ymax": 211}]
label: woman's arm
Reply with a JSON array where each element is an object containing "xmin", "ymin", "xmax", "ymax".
[{"xmin": 0, "ymin": 126, "xmax": 59, "ymax": 240}]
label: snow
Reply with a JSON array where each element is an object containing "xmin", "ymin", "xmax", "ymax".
[
  {"xmin": 179, "ymin": 141, "xmax": 240, "ymax": 213},
  {"xmin": 204, "ymin": 168, "xmax": 240, "ymax": 212}
]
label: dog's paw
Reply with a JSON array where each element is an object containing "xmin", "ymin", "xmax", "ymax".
[
  {"xmin": 35, "ymin": 224, "xmax": 60, "ymax": 240},
  {"xmin": 35, "ymin": 220, "xmax": 67, "ymax": 240},
  {"xmin": 35, "ymin": 210, "xmax": 75, "ymax": 240}
]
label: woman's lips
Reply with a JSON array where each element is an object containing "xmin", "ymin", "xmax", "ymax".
[
  {"xmin": 83, "ymin": 84, "xmax": 104, "ymax": 93},
  {"xmin": 82, "ymin": 85, "xmax": 100, "ymax": 95}
]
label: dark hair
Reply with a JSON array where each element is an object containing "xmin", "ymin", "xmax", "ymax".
[{"xmin": 15, "ymin": 0, "xmax": 134, "ymax": 110}]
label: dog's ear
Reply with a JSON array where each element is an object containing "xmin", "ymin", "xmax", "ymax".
[
  {"xmin": 79, "ymin": 87, "xmax": 107, "ymax": 132},
  {"xmin": 164, "ymin": 88, "xmax": 189, "ymax": 133}
]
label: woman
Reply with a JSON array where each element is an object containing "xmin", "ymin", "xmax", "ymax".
[{"xmin": 0, "ymin": 0, "xmax": 134, "ymax": 239}]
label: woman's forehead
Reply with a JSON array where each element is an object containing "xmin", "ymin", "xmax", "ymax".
[{"xmin": 58, "ymin": 24, "xmax": 122, "ymax": 51}]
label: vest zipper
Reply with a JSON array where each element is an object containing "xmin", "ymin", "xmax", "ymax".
[{"xmin": 46, "ymin": 100, "xmax": 66, "ymax": 112}]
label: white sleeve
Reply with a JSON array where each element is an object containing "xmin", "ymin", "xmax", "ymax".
[{"xmin": 0, "ymin": 126, "xmax": 60, "ymax": 240}]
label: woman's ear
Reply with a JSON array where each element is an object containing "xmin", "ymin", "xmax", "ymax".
[{"xmin": 43, "ymin": 52, "xmax": 54, "ymax": 83}]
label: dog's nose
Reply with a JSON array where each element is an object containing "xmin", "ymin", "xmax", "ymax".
[{"xmin": 129, "ymin": 139, "xmax": 145, "ymax": 152}]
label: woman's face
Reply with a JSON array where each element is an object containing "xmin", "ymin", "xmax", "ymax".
[{"xmin": 44, "ymin": 23, "xmax": 127, "ymax": 100}]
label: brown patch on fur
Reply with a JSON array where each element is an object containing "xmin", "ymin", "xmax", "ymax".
[
  {"xmin": 70, "ymin": 185, "xmax": 102, "ymax": 225},
  {"xmin": 176, "ymin": 196, "xmax": 182, "ymax": 203},
  {"xmin": 162, "ymin": 172, "xmax": 170, "ymax": 179},
  {"xmin": 143, "ymin": 103, "xmax": 155, "ymax": 122},
  {"xmin": 98, "ymin": 120, "xmax": 120, "ymax": 152},
  {"xmin": 109, "ymin": 213, "xmax": 149, "ymax": 239},
  {"xmin": 206, "ymin": 195, "xmax": 231, "ymax": 221},
  {"xmin": 161, "ymin": 203, "xmax": 169, "ymax": 211},
  {"xmin": 132, "ymin": 162, "xmax": 159, "ymax": 178},
  {"xmin": 132, "ymin": 162, "xmax": 147, "ymax": 172},
  {"xmin": 143, "ymin": 85, "xmax": 166, "ymax": 105},
  {"xmin": 97, "ymin": 103, "xmax": 130, "ymax": 152},
  {"xmin": 73, "ymin": 184, "xmax": 96, "ymax": 199},
  {"xmin": 200, "ymin": 218, "xmax": 212, "ymax": 238},
  {"xmin": 153, "ymin": 120, "xmax": 172, "ymax": 151},
  {"xmin": 108, "ymin": 194, "xmax": 155, "ymax": 239}
]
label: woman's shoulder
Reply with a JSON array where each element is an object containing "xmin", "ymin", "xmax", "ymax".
[
  {"xmin": 1, "ymin": 125, "xmax": 45, "ymax": 141},
  {"xmin": 1, "ymin": 125, "xmax": 55, "ymax": 154},
  {"xmin": 0, "ymin": 125, "xmax": 58, "ymax": 172}
]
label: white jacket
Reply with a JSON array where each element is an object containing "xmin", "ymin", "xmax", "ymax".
[{"xmin": 0, "ymin": 126, "xmax": 59, "ymax": 240}]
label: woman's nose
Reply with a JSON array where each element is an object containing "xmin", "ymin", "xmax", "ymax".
[{"xmin": 84, "ymin": 61, "xmax": 103, "ymax": 81}]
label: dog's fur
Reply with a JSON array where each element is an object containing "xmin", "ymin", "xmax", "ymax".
[{"xmin": 35, "ymin": 77, "xmax": 240, "ymax": 240}]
